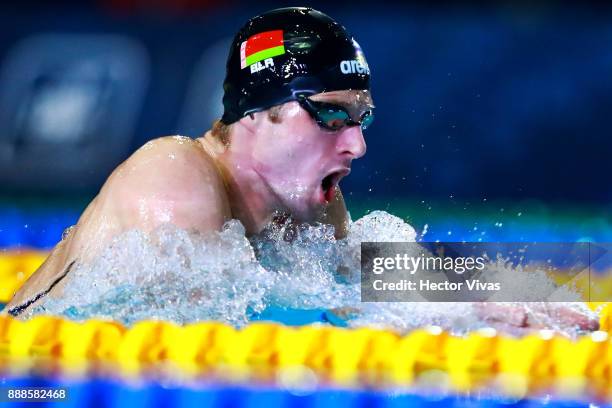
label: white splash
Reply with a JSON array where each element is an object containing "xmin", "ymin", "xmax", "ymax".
[{"xmin": 27, "ymin": 211, "xmax": 597, "ymax": 336}]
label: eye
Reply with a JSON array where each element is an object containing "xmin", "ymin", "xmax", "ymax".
[{"xmin": 318, "ymin": 109, "xmax": 350, "ymax": 130}]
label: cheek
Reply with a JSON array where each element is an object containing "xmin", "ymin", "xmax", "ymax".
[
  {"xmin": 264, "ymin": 141, "xmax": 320, "ymax": 179},
  {"xmin": 252, "ymin": 137, "xmax": 308, "ymax": 171},
  {"xmin": 250, "ymin": 107, "xmax": 336, "ymax": 180},
  {"xmin": 255, "ymin": 127, "xmax": 321, "ymax": 169}
]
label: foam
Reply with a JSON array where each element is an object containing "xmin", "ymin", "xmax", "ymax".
[{"xmin": 27, "ymin": 211, "xmax": 597, "ymax": 336}]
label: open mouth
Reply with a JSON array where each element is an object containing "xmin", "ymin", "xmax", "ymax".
[{"xmin": 320, "ymin": 170, "xmax": 349, "ymax": 203}]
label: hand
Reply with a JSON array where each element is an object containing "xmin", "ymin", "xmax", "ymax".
[{"xmin": 474, "ymin": 302, "xmax": 599, "ymax": 336}]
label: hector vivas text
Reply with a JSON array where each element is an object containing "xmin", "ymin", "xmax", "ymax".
[{"xmin": 370, "ymin": 253, "xmax": 501, "ymax": 293}]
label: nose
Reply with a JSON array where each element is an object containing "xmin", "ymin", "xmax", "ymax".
[{"xmin": 337, "ymin": 125, "xmax": 367, "ymax": 159}]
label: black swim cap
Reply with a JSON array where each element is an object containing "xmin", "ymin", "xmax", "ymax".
[{"xmin": 221, "ymin": 7, "xmax": 371, "ymax": 124}]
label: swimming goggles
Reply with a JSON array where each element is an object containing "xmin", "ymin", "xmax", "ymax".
[{"xmin": 297, "ymin": 95, "xmax": 374, "ymax": 131}]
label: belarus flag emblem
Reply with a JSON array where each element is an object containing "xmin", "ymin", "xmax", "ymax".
[{"xmin": 240, "ymin": 30, "xmax": 285, "ymax": 69}]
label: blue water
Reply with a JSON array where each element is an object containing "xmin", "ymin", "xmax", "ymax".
[{"xmin": 1, "ymin": 375, "xmax": 603, "ymax": 408}]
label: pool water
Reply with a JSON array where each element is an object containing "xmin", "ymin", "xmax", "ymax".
[
  {"xmin": 1, "ymin": 204, "xmax": 610, "ymax": 406},
  {"xmin": 13, "ymin": 211, "xmax": 596, "ymax": 338}
]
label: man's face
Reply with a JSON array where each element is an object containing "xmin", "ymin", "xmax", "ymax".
[{"xmin": 248, "ymin": 90, "xmax": 373, "ymax": 221}]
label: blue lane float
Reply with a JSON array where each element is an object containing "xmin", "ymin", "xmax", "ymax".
[
  {"xmin": 1, "ymin": 206, "xmax": 611, "ymax": 249},
  {"xmin": 0, "ymin": 376, "xmax": 601, "ymax": 408}
]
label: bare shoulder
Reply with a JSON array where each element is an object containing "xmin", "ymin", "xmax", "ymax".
[
  {"xmin": 115, "ymin": 135, "xmax": 220, "ymax": 180},
  {"xmin": 2, "ymin": 136, "xmax": 232, "ymax": 314},
  {"xmin": 102, "ymin": 135, "xmax": 231, "ymax": 232}
]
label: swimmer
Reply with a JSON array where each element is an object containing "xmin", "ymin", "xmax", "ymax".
[
  {"xmin": 4, "ymin": 7, "xmax": 372, "ymax": 316},
  {"xmin": 1, "ymin": 8, "xmax": 599, "ymax": 332}
]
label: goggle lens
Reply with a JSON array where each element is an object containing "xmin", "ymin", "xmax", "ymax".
[
  {"xmin": 299, "ymin": 96, "xmax": 375, "ymax": 131},
  {"xmin": 360, "ymin": 112, "xmax": 374, "ymax": 130},
  {"xmin": 318, "ymin": 109, "xmax": 352, "ymax": 130}
]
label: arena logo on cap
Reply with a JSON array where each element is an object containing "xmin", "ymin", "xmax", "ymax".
[
  {"xmin": 340, "ymin": 60, "xmax": 370, "ymax": 75},
  {"xmin": 340, "ymin": 39, "xmax": 370, "ymax": 75},
  {"xmin": 240, "ymin": 30, "xmax": 285, "ymax": 73}
]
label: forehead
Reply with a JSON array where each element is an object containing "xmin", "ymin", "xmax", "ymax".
[{"xmin": 309, "ymin": 90, "xmax": 374, "ymax": 107}]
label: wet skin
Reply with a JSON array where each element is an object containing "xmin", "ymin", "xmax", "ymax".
[
  {"xmin": 3, "ymin": 90, "xmax": 372, "ymax": 313},
  {"xmin": 2, "ymin": 89, "xmax": 600, "ymax": 332}
]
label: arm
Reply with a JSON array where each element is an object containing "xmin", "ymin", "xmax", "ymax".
[
  {"xmin": 474, "ymin": 302, "xmax": 599, "ymax": 333},
  {"xmin": 107, "ymin": 136, "xmax": 231, "ymax": 234},
  {"xmin": 61, "ymin": 136, "xmax": 231, "ymax": 262},
  {"xmin": 3, "ymin": 136, "xmax": 231, "ymax": 313}
]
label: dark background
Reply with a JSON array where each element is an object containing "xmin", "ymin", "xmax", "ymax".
[{"xmin": 0, "ymin": 0, "xmax": 610, "ymax": 245}]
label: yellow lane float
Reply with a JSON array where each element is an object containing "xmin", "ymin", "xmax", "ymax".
[
  {"xmin": 0, "ymin": 315, "xmax": 611, "ymax": 400},
  {"xmin": 0, "ymin": 250, "xmax": 47, "ymax": 303},
  {"xmin": 1, "ymin": 251, "xmax": 612, "ymax": 400}
]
